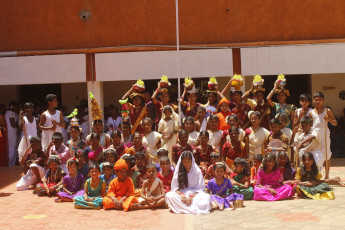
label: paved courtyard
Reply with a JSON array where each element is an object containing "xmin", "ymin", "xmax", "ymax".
[{"xmin": 1, "ymin": 159, "xmax": 345, "ymax": 230}]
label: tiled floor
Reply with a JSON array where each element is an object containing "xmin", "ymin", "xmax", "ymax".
[{"xmin": 1, "ymin": 159, "xmax": 345, "ymax": 230}]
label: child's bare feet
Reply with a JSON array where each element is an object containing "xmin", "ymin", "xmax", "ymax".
[{"xmin": 335, "ymin": 177, "xmax": 345, "ymax": 187}]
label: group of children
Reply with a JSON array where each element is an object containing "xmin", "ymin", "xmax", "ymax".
[{"xmin": 13, "ymin": 74, "xmax": 345, "ymax": 214}]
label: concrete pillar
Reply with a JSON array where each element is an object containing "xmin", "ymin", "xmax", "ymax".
[{"xmin": 87, "ymin": 81, "xmax": 104, "ymax": 132}]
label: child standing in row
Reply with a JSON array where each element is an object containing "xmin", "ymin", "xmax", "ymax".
[
  {"xmin": 18, "ymin": 102, "xmax": 38, "ymax": 162},
  {"xmin": 310, "ymin": 92, "xmax": 337, "ymax": 179},
  {"xmin": 40, "ymin": 94, "xmax": 65, "ymax": 151},
  {"xmin": 158, "ymin": 105, "xmax": 179, "ymax": 160}
]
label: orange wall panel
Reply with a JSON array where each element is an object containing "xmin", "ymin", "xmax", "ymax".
[{"xmin": 1, "ymin": 0, "xmax": 345, "ymax": 52}]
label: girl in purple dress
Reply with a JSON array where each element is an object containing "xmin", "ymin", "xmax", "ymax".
[
  {"xmin": 56, "ymin": 158, "xmax": 85, "ymax": 202},
  {"xmin": 207, "ymin": 162, "xmax": 244, "ymax": 210},
  {"xmin": 253, "ymin": 153, "xmax": 294, "ymax": 201}
]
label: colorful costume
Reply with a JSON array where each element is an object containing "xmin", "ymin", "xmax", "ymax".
[
  {"xmin": 103, "ymin": 159, "xmax": 139, "ymax": 211},
  {"xmin": 35, "ymin": 167, "xmax": 65, "ymax": 196},
  {"xmin": 207, "ymin": 178, "xmax": 244, "ymax": 210},
  {"xmin": 253, "ymin": 168, "xmax": 294, "ymax": 201},
  {"xmin": 57, "ymin": 173, "xmax": 85, "ymax": 200},
  {"xmin": 273, "ymin": 103, "xmax": 296, "ymax": 128},
  {"xmin": 74, "ymin": 178, "xmax": 106, "ymax": 209},
  {"xmin": 222, "ymin": 141, "xmax": 246, "ymax": 168},
  {"xmin": 231, "ymin": 172, "xmax": 254, "ymax": 200},
  {"xmin": 231, "ymin": 103, "xmax": 250, "ymax": 128},
  {"xmin": 84, "ymin": 145, "xmax": 104, "ymax": 166},
  {"xmin": 157, "ymin": 170, "xmax": 174, "ymax": 193},
  {"xmin": 295, "ymin": 167, "xmax": 334, "ymax": 200},
  {"xmin": 279, "ymin": 166, "xmax": 296, "ymax": 181},
  {"xmin": 216, "ymin": 98, "xmax": 232, "ymax": 131},
  {"xmin": 49, "ymin": 143, "xmax": 72, "ymax": 173}
]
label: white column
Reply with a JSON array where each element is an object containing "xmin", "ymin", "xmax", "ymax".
[{"xmin": 87, "ymin": 81, "xmax": 104, "ymax": 132}]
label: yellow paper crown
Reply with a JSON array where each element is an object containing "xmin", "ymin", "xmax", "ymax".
[
  {"xmin": 136, "ymin": 79, "xmax": 145, "ymax": 87},
  {"xmin": 208, "ymin": 76, "xmax": 217, "ymax": 84},
  {"xmin": 253, "ymin": 74, "xmax": 263, "ymax": 83},
  {"xmin": 232, "ymin": 74, "xmax": 243, "ymax": 80},
  {"xmin": 277, "ymin": 74, "xmax": 285, "ymax": 80},
  {"xmin": 184, "ymin": 77, "xmax": 193, "ymax": 85},
  {"xmin": 161, "ymin": 75, "xmax": 168, "ymax": 82}
]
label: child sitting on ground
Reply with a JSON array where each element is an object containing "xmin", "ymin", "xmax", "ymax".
[
  {"xmin": 253, "ymin": 153, "xmax": 294, "ymax": 201},
  {"xmin": 75, "ymin": 150, "xmax": 89, "ymax": 178},
  {"xmin": 17, "ymin": 137, "xmax": 46, "ymax": 191},
  {"xmin": 74, "ymin": 165, "xmax": 106, "ymax": 209},
  {"xmin": 35, "ymin": 156, "xmax": 65, "ymax": 196},
  {"xmin": 56, "ymin": 158, "xmax": 85, "ymax": 202},
  {"xmin": 157, "ymin": 156, "xmax": 174, "ymax": 192},
  {"xmin": 103, "ymin": 159, "xmax": 139, "ymax": 211},
  {"xmin": 204, "ymin": 152, "xmax": 232, "ymax": 183},
  {"xmin": 250, "ymin": 154, "xmax": 263, "ymax": 186},
  {"xmin": 295, "ymin": 152, "xmax": 345, "ymax": 200},
  {"xmin": 47, "ymin": 132, "xmax": 72, "ymax": 173},
  {"xmin": 277, "ymin": 151, "xmax": 295, "ymax": 181},
  {"xmin": 207, "ymin": 162, "xmax": 244, "ymax": 210},
  {"xmin": 100, "ymin": 162, "xmax": 116, "ymax": 192},
  {"xmin": 139, "ymin": 164, "xmax": 166, "ymax": 209},
  {"xmin": 231, "ymin": 158, "xmax": 254, "ymax": 200}
]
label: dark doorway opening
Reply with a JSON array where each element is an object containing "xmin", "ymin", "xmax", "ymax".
[
  {"xmin": 263, "ymin": 75, "xmax": 311, "ymax": 106},
  {"xmin": 19, "ymin": 84, "xmax": 62, "ymax": 109}
]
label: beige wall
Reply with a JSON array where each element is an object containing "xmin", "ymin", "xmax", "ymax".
[
  {"xmin": 61, "ymin": 83, "xmax": 87, "ymax": 113},
  {"xmin": 311, "ymin": 74, "xmax": 345, "ymax": 117},
  {"xmin": 0, "ymin": 85, "xmax": 19, "ymax": 107}
]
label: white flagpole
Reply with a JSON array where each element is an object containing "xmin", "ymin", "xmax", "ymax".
[{"xmin": 175, "ymin": 0, "xmax": 182, "ymax": 125}]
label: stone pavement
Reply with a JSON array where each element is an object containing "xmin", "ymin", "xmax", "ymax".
[{"xmin": 1, "ymin": 159, "xmax": 345, "ymax": 230}]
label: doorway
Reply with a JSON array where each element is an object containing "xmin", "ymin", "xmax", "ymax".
[{"xmin": 19, "ymin": 84, "xmax": 62, "ymax": 109}]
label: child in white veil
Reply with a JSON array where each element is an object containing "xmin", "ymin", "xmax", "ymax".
[
  {"xmin": 158, "ymin": 105, "xmax": 179, "ymax": 162},
  {"xmin": 166, "ymin": 151, "xmax": 211, "ymax": 214}
]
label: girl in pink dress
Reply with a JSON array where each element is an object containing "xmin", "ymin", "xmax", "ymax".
[{"xmin": 253, "ymin": 153, "xmax": 294, "ymax": 201}]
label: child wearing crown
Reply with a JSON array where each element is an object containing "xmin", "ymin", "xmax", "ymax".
[{"xmin": 121, "ymin": 79, "xmax": 148, "ymax": 134}]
